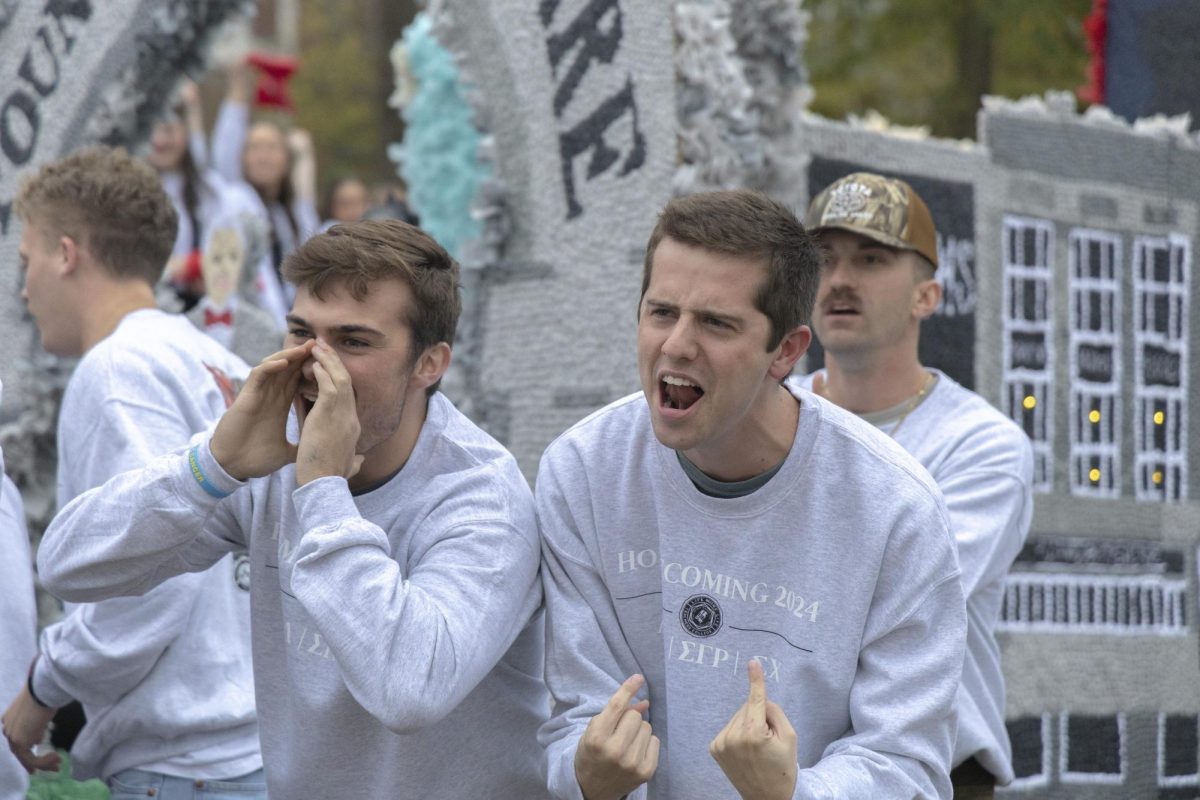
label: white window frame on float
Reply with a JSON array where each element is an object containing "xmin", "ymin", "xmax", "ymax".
[
  {"xmin": 1006, "ymin": 713, "xmax": 1052, "ymax": 790},
  {"xmin": 1068, "ymin": 229, "xmax": 1122, "ymax": 498},
  {"xmin": 1158, "ymin": 713, "xmax": 1200, "ymax": 788},
  {"xmin": 1059, "ymin": 712, "xmax": 1127, "ymax": 786},
  {"xmin": 1002, "ymin": 216, "xmax": 1056, "ymax": 493},
  {"xmin": 998, "ymin": 572, "xmax": 1187, "ymax": 635},
  {"xmin": 1133, "ymin": 234, "xmax": 1190, "ymax": 502}
]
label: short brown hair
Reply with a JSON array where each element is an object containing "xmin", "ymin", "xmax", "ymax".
[
  {"xmin": 15, "ymin": 146, "xmax": 177, "ymax": 285},
  {"xmin": 283, "ymin": 220, "xmax": 461, "ymax": 386},
  {"xmin": 641, "ymin": 190, "xmax": 819, "ymax": 350}
]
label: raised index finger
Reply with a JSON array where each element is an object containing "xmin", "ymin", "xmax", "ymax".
[
  {"xmin": 599, "ymin": 674, "xmax": 646, "ymax": 729},
  {"xmin": 746, "ymin": 660, "xmax": 767, "ymax": 719}
]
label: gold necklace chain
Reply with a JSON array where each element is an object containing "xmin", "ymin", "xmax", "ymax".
[{"xmin": 888, "ymin": 372, "xmax": 935, "ymax": 439}]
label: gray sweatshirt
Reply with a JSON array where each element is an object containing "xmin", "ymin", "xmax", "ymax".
[
  {"xmin": 1, "ymin": 414, "xmax": 36, "ymax": 800},
  {"xmin": 795, "ymin": 369, "xmax": 1033, "ymax": 783},
  {"xmin": 537, "ymin": 388, "xmax": 966, "ymax": 799},
  {"xmin": 31, "ymin": 309, "xmax": 260, "ymax": 781},
  {"xmin": 39, "ymin": 392, "xmax": 551, "ymax": 798}
]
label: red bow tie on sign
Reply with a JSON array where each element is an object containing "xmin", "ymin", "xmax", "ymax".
[{"xmin": 205, "ymin": 308, "xmax": 233, "ymax": 327}]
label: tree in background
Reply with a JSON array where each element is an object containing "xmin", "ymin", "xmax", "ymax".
[
  {"xmin": 290, "ymin": 0, "xmax": 417, "ymax": 204},
  {"xmin": 287, "ymin": 0, "xmax": 1091, "ymax": 188},
  {"xmin": 806, "ymin": 0, "xmax": 1093, "ymax": 139}
]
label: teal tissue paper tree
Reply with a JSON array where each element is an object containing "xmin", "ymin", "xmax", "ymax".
[{"xmin": 389, "ymin": 12, "xmax": 489, "ymax": 259}]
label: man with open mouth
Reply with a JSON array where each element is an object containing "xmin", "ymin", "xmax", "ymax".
[
  {"xmin": 794, "ymin": 172, "xmax": 1033, "ymax": 799},
  {"xmin": 37, "ymin": 220, "xmax": 550, "ymax": 798},
  {"xmin": 538, "ymin": 190, "xmax": 968, "ymax": 799}
]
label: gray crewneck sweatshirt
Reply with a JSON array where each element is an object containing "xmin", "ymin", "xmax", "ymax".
[
  {"xmin": 795, "ymin": 369, "xmax": 1033, "ymax": 783},
  {"xmin": 537, "ymin": 388, "xmax": 966, "ymax": 799},
  {"xmin": 39, "ymin": 392, "xmax": 551, "ymax": 798},
  {"xmin": 31, "ymin": 309, "xmax": 260, "ymax": 781},
  {"xmin": 1, "ymin": 397, "xmax": 36, "ymax": 800}
]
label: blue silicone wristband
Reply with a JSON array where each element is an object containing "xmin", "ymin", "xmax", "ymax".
[{"xmin": 188, "ymin": 444, "xmax": 234, "ymax": 499}]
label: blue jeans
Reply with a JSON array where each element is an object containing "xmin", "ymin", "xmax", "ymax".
[{"xmin": 107, "ymin": 768, "xmax": 267, "ymax": 800}]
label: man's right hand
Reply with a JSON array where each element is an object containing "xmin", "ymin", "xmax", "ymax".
[
  {"xmin": 210, "ymin": 342, "xmax": 314, "ymax": 481},
  {"xmin": 2, "ymin": 684, "xmax": 60, "ymax": 774},
  {"xmin": 574, "ymin": 674, "xmax": 660, "ymax": 800}
]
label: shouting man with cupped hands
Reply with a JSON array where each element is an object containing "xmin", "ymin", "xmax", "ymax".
[{"xmin": 38, "ymin": 220, "xmax": 552, "ymax": 799}]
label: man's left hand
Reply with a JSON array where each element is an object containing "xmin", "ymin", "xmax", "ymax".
[
  {"xmin": 1, "ymin": 683, "xmax": 61, "ymax": 774},
  {"xmin": 709, "ymin": 659, "xmax": 797, "ymax": 800},
  {"xmin": 295, "ymin": 339, "xmax": 364, "ymax": 486}
]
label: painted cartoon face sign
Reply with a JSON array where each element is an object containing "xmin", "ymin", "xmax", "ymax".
[{"xmin": 203, "ymin": 226, "xmax": 244, "ymax": 308}]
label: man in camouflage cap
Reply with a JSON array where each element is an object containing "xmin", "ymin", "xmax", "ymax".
[
  {"xmin": 804, "ymin": 172, "xmax": 938, "ymax": 267},
  {"xmin": 791, "ymin": 172, "xmax": 1033, "ymax": 799}
]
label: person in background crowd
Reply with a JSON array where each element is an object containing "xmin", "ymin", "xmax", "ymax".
[
  {"xmin": 37, "ymin": 220, "xmax": 552, "ymax": 799},
  {"xmin": 0, "ymin": 380, "xmax": 36, "ymax": 800},
  {"xmin": 186, "ymin": 211, "xmax": 283, "ymax": 366},
  {"xmin": 212, "ymin": 63, "xmax": 319, "ymax": 324},
  {"xmin": 537, "ymin": 189, "xmax": 966, "ymax": 799},
  {"xmin": 793, "ymin": 172, "xmax": 1033, "ymax": 799},
  {"xmin": 366, "ymin": 181, "xmax": 420, "ymax": 226},
  {"xmin": 2, "ymin": 147, "xmax": 262, "ymax": 799},
  {"xmin": 319, "ymin": 177, "xmax": 371, "ymax": 232},
  {"xmin": 147, "ymin": 81, "xmax": 262, "ymax": 314}
]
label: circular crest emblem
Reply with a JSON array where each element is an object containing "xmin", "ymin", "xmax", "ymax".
[
  {"xmin": 826, "ymin": 181, "xmax": 871, "ymax": 218},
  {"xmin": 233, "ymin": 553, "xmax": 251, "ymax": 591},
  {"xmin": 679, "ymin": 594, "xmax": 722, "ymax": 638}
]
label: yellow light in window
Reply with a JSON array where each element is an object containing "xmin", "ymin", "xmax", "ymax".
[
  {"xmin": 1154, "ymin": 411, "xmax": 1165, "ymax": 425},
  {"xmin": 1089, "ymin": 409, "xmax": 1101, "ymax": 424},
  {"xmin": 1152, "ymin": 470, "xmax": 1164, "ymax": 485},
  {"xmin": 1089, "ymin": 468, "xmax": 1101, "ymax": 483},
  {"xmin": 1023, "ymin": 395, "xmax": 1037, "ymax": 410}
]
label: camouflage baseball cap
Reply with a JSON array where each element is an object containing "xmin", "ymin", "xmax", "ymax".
[{"xmin": 804, "ymin": 172, "xmax": 939, "ymax": 268}]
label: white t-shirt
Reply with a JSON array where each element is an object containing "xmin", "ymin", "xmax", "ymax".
[
  {"xmin": 537, "ymin": 388, "xmax": 966, "ymax": 799},
  {"xmin": 38, "ymin": 392, "xmax": 551, "ymax": 798},
  {"xmin": 0, "ymin": 410, "xmax": 35, "ymax": 800},
  {"xmin": 793, "ymin": 369, "xmax": 1033, "ymax": 783},
  {"xmin": 33, "ymin": 309, "xmax": 260, "ymax": 781}
]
